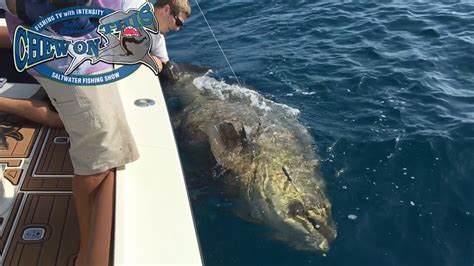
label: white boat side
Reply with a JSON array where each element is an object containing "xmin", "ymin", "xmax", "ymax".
[{"xmin": 115, "ymin": 66, "xmax": 202, "ymax": 266}]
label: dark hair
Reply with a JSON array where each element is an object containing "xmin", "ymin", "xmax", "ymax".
[{"xmin": 154, "ymin": 0, "xmax": 191, "ymax": 18}]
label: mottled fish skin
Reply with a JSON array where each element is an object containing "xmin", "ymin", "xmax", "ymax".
[{"xmin": 163, "ymin": 64, "xmax": 337, "ymax": 253}]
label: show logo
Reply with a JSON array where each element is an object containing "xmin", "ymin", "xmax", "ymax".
[{"xmin": 13, "ymin": 2, "xmax": 160, "ymax": 85}]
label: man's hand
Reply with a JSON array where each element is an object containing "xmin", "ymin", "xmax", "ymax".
[{"xmin": 151, "ymin": 55, "xmax": 165, "ymax": 73}]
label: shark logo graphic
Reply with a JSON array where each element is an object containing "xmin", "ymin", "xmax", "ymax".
[
  {"xmin": 13, "ymin": 3, "xmax": 160, "ymax": 85},
  {"xmin": 65, "ymin": 3, "xmax": 160, "ymax": 75}
]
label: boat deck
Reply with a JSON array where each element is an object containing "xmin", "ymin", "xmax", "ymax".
[{"xmin": 0, "ymin": 113, "xmax": 79, "ymax": 265}]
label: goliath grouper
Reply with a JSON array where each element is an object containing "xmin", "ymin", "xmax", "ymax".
[{"xmin": 162, "ymin": 63, "xmax": 337, "ymax": 252}]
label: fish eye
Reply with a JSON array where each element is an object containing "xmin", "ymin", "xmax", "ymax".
[
  {"xmin": 288, "ymin": 201, "xmax": 305, "ymax": 217},
  {"xmin": 308, "ymin": 217, "xmax": 321, "ymax": 230}
]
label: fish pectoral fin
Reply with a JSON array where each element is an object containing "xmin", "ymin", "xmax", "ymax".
[
  {"xmin": 211, "ymin": 164, "xmax": 228, "ymax": 180},
  {"xmin": 232, "ymin": 209, "xmax": 261, "ymax": 224}
]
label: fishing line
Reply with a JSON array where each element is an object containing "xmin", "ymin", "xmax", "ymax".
[
  {"xmin": 194, "ymin": 0, "xmax": 265, "ymax": 132},
  {"xmin": 194, "ymin": 0, "xmax": 242, "ymax": 87}
]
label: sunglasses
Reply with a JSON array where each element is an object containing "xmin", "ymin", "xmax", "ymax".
[{"xmin": 170, "ymin": 9, "xmax": 183, "ymax": 27}]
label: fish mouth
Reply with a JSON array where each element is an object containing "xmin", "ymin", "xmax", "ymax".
[
  {"xmin": 292, "ymin": 211, "xmax": 337, "ymax": 252},
  {"xmin": 285, "ymin": 199, "xmax": 336, "ymax": 252},
  {"xmin": 307, "ymin": 215, "xmax": 336, "ymax": 243}
]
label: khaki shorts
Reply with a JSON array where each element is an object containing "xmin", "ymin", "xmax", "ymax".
[{"xmin": 36, "ymin": 77, "xmax": 139, "ymax": 175}]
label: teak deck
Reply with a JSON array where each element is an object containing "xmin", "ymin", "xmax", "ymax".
[{"xmin": 0, "ymin": 115, "xmax": 79, "ymax": 266}]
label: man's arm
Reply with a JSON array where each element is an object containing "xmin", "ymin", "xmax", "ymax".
[
  {"xmin": 1, "ymin": 17, "xmax": 63, "ymax": 128},
  {"xmin": 150, "ymin": 33, "xmax": 169, "ymax": 71},
  {"xmin": 0, "ymin": 97, "xmax": 64, "ymax": 127}
]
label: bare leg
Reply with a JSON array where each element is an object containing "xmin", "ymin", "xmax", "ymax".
[
  {"xmin": 0, "ymin": 23, "xmax": 11, "ymax": 49},
  {"xmin": 88, "ymin": 170, "xmax": 114, "ymax": 266},
  {"xmin": 0, "ymin": 97, "xmax": 64, "ymax": 128},
  {"xmin": 73, "ymin": 170, "xmax": 115, "ymax": 266}
]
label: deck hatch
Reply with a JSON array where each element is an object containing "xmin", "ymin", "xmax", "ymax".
[
  {"xmin": 53, "ymin": 137, "xmax": 70, "ymax": 144},
  {"xmin": 22, "ymin": 227, "xmax": 46, "ymax": 241},
  {"xmin": 134, "ymin": 98, "xmax": 156, "ymax": 107}
]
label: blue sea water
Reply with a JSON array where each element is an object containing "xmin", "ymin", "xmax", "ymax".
[{"xmin": 166, "ymin": 1, "xmax": 474, "ymax": 266}]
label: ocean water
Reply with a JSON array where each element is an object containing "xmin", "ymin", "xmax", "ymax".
[{"xmin": 165, "ymin": 1, "xmax": 474, "ymax": 266}]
